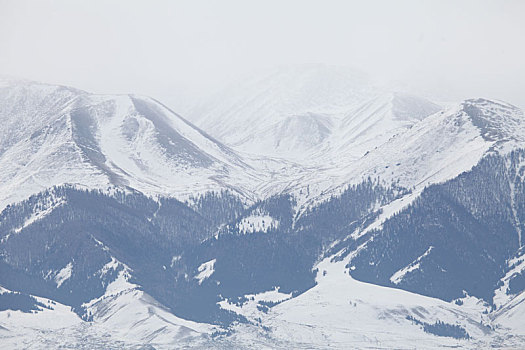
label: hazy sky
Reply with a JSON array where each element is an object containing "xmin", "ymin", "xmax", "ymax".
[{"xmin": 1, "ymin": 0, "xmax": 524, "ymax": 110}]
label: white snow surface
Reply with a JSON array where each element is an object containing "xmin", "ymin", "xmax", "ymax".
[
  {"xmin": 237, "ymin": 214, "xmax": 279, "ymax": 234},
  {"xmin": 390, "ymin": 246, "xmax": 433, "ymax": 285},
  {"xmin": 0, "ymin": 79, "xmax": 266, "ymax": 211},
  {"xmin": 290, "ymin": 99, "xmax": 518, "ymax": 214},
  {"xmin": 54, "ymin": 262, "xmax": 73, "ymax": 288},
  {"xmin": 187, "ymin": 64, "xmax": 377, "ymax": 160},
  {"xmin": 0, "ymin": 258, "xmax": 217, "ymax": 349},
  {"xmin": 491, "ymin": 289, "xmax": 525, "ymax": 338},
  {"xmin": 182, "ymin": 66, "xmax": 525, "ymax": 216},
  {"xmin": 3, "ymin": 241, "xmax": 525, "ymax": 349},
  {"xmin": 218, "ymin": 287, "xmax": 292, "ymax": 319},
  {"xmin": 223, "ymin": 188, "xmax": 525, "ymax": 348},
  {"xmin": 84, "ymin": 265, "xmax": 216, "ymax": 345},
  {"xmin": 493, "ymin": 249, "xmax": 525, "ymax": 308},
  {"xmin": 194, "ymin": 259, "xmax": 217, "ymax": 285},
  {"xmin": 224, "ymin": 245, "xmax": 525, "ymax": 349}
]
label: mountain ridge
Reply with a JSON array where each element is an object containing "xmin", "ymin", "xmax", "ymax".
[{"xmin": 2, "ymin": 73, "xmax": 525, "ymax": 348}]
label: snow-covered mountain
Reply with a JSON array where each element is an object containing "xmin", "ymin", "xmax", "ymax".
[
  {"xmin": 288, "ymin": 96, "xmax": 525, "ymax": 212},
  {"xmin": 2, "ymin": 71, "xmax": 525, "ymax": 349},
  {"xmin": 0, "ymin": 75, "xmax": 449, "ymax": 212},
  {"xmin": 0, "ymin": 275, "xmax": 216, "ymax": 348},
  {"xmin": 186, "ymin": 64, "xmax": 377, "ymax": 160},
  {"xmin": 185, "ymin": 66, "xmax": 452, "ymax": 175},
  {"xmin": 0, "ymin": 78, "xmax": 264, "ymax": 210},
  {"xmin": 333, "ymin": 92, "xmax": 442, "ymax": 161}
]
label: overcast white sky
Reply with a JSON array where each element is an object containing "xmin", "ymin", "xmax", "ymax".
[{"xmin": 1, "ymin": 0, "xmax": 524, "ymax": 110}]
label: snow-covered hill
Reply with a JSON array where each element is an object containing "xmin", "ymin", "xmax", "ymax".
[
  {"xmin": 2, "ymin": 71, "xmax": 525, "ymax": 349},
  {"xmin": 186, "ymin": 64, "xmax": 378, "ymax": 160},
  {"xmin": 4, "ymin": 259, "xmax": 525, "ymax": 349},
  {"xmin": 332, "ymin": 92, "xmax": 442, "ymax": 162},
  {"xmin": 0, "ymin": 275, "xmax": 216, "ymax": 349},
  {"xmin": 290, "ymin": 97, "xmax": 525, "ymax": 212},
  {"xmin": 5, "ymin": 74, "xmax": 520, "ymax": 216},
  {"xmin": 226, "ymin": 257, "xmax": 499, "ymax": 349},
  {"xmin": 0, "ymin": 78, "xmax": 264, "ymax": 210}
]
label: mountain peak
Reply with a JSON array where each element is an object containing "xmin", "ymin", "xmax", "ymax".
[
  {"xmin": 0, "ymin": 81, "xmax": 260, "ymax": 210},
  {"xmin": 461, "ymin": 98, "xmax": 525, "ymax": 143}
]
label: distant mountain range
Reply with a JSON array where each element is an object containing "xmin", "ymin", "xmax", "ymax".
[{"xmin": 1, "ymin": 66, "xmax": 525, "ymax": 349}]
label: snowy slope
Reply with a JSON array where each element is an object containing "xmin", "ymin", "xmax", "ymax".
[
  {"xmin": 492, "ymin": 290, "xmax": 525, "ymax": 339},
  {"xmin": 332, "ymin": 92, "xmax": 442, "ymax": 162},
  {"xmin": 187, "ymin": 64, "xmax": 377, "ymax": 160},
  {"xmin": 223, "ymin": 252, "xmax": 524, "ymax": 349},
  {"xmin": 183, "ymin": 65, "xmax": 524, "ymax": 213},
  {"xmin": 221, "ymin": 195, "xmax": 525, "ymax": 349},
  {"xmin": 0, "ymin": 268, "xmax": 216, "ymax": 349},
  {"xmin": 3, "ymin": 256, "xmax": 523, "ymax": 349},
  {"xmin": 238, "ymin": 111, "xmax": 336, "ymax": 161},
  {"xmin": 2, "ymin": 77, "xmax": 523, "ymax": 240},
  {"xmin": 291, "ymin": 98, "xmax": 525, "ymax": 212},
  {"xmin": 0, "ymin": 78, "xmax": 265, "ymax": 210},
  {"xmin": 6, "ymin": 75, "xmax": 515, "ymax": 218}
]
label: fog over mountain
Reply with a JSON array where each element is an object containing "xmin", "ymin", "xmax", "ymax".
[
  {"xmin": 1, "ymin": 1, "xmax": 525, "ymax": 349},
  {"xmin": 1, "ymin": 0, "xmax": 525, "ymax": 110}
]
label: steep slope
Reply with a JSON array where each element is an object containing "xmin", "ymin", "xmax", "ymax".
[
  {"xmin": 0, "ymin": 79, "xmax": 97, "ymax": 209},
  {"xmin": 346, "ymin": 152, "xmax": 524, "ymax": 302},
  {"xmin": 0, "ymin": 79, "xmax": 260, "ymax": 210},
  {"xmin": 292, "ymin": 98, "xmax": 525, "ymax": 211},
  {"xmin": 332, "ymin": 92, "xmax": 442, "ymax": 161}
]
